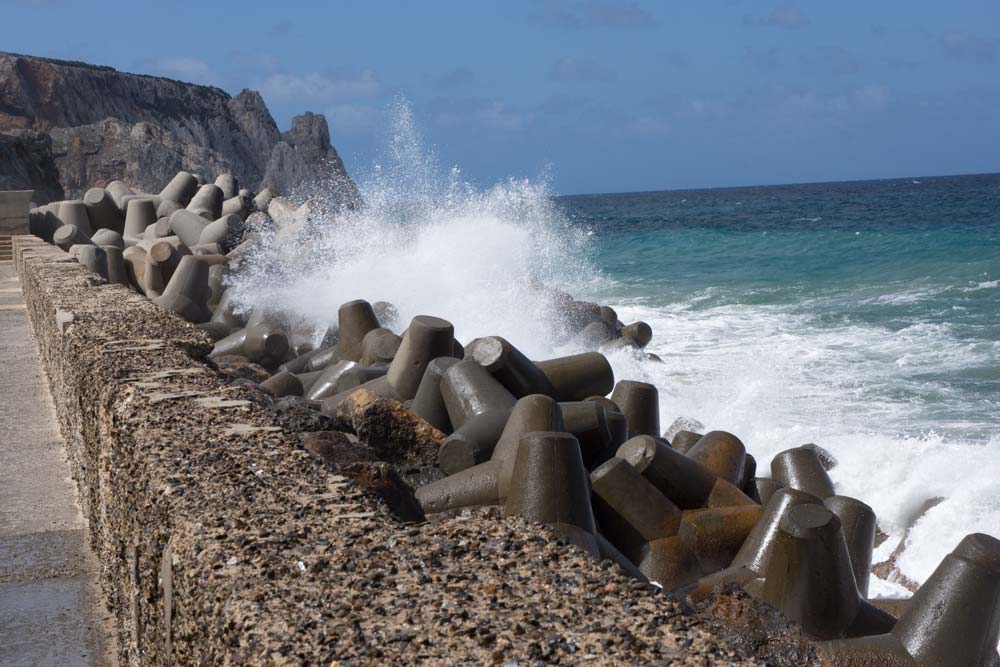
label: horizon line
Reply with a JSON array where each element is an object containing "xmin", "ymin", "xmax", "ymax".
[{"xmin": 554, "ymin": 170, "xmax": 1000, "ymax": 199}]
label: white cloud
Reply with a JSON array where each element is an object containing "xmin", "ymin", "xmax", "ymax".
[{"xmin": 259, "ymin": 69, "xmax": 381, "ymax": 104}]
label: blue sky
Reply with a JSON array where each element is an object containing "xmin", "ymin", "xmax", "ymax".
[{"xmin": 4, "ymin": 1, "xmax": 1000, "ymax": 194}]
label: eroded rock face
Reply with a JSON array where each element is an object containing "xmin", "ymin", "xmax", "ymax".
[
  {"xmin": 0, "ymin": 129, "xmax": 62, "ymax": 203},
  {"xmin": 0, "ymin": 52, "xmax": 357, "ymax": 204},
  {"xmin": 261, "ymin": 111, "xmax": 360, "ymax": 207}
]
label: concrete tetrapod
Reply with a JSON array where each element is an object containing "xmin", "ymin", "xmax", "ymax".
[
  {"xmin": 535, "ymin": 352, "xmax": 615, "ymax": 402},
  {"xmin": 677, "ymin": 505, "xmax": 763, "ymax": 573},
  {"xmin": 753, "ymin": 478, "xmax": 783, "ymax": 506},
  {"xmin": 686, "ymin": 431, "xmax": 747, "ymax": 486},
  {"xmin": 600, "ymin": 305, "xmax": 618, "ymax": 329},
  {"xmin": 330, "ymin": 367, "xmax": 387, "ymax": 395},
  {"xmin": 439, "ymin": 360, "xmax": 517, "ymax": 431},
  {"xmin": 280, "ymin": 348, "xmax": 327, "ymax": 374},
  {"xmin": 586, "ymin": 397, "xmax": 629, "ymax": 452},
  {"xmin": 609, "ymin": 380, "xmax": 660, "ymax": 437},
  {"xmin": 120, "ymin": 195, "xmax": 162, "ymax": 221},
  {"xmin": 590, "ymin": 457, "xmax": 682, "ymax": 563},
  {"xmin": 58, "ymin": 200, "xmax": 94, "ymax": 236},
  {"xmin": 199, "ymin": 214, "xmax": 241, "ymax": 251},
  {"xmin": 187, "ymin": 183, "xmax": 223, "ymax": 219},
  {"xmin": 337, "ymin": 299, "xmax": 381, "ymax": 362},
  {"xmin": 621, "ymin": 321, "xmax": 653, "ymax": 348},
  {"xmin": 437, "ymin": 409, "xmax": 512, "ymax": 475},
  {"xmin": 214, "ymin": 173, "xmax": 239, "ymax": 199},
  {"xmin": 731, "ymin": 487, "xmax": 821, "ymax": 576},
  {"xmin": 221, "ymin": 194, "xmax": 249, "ymax": 219},
  {"xmin": 169, "ymin": 209, "xmax": 209, "ymax": 248},
  {"xmin": 439, "ymin": 392, "xmax": 563, "ymax": 477},
  {"xmin": 75, "ymin": 245, "xmax": 108, "ymax": 279},
  {"xmin": 152, "ymin": 255, "xmax": 212, "ymax": 323},
  {"xmin": 637, "ymin": 536, "xmax": 703, "ymax": 591},
  {"xmin": 53, "ymin": 224, "xmax": 93, "ymax": 251},
  {"xmin": 210, "ymin": 325, "xmax": 289, "ymax": 368},
  {"xmin": 141, "ymin": 250, "xmax": 166, "ymax": 299},
  {"xmin": 83, "ymin": 188, "xmax": 123, "ymax": 232},
  {"xmin": 669, "ymin": 430, "xmax": 703, "ymax": 453},
  {"xmin": 123, "ymin": 199, "xmax": 158, "ymax": 246},
  {"xmin": 144, "ymin": 240, "xmax": 185, "ymax": 286},
  {"xmin": 559, "ymin": 401, "xmax": 615, "ymax": 469},
  {"xmin": 259, "ymin": 371, "xmax": 304, "ymax": 398},
  {"xmin": 490, "ymin": 396, "xmax": 564, "ymax": 498},
  {"xmin": 360, "ymin": 328, "xmax": 402, "ymax": 367},
  {"xmin": 157, "ymin": 199, "xmax": 183, "ymax": 220},
  {"xmin": 159, "ymin": 171, "xmax": 199, "ymax": 206},
  {"xmin": 740, "ymin": 454, "xmax": 758, "ymax": 492},
  {"xmin": 824, "ymin": 495, "xmax": 877, "ymax": 598},
  {"xmin": 772, "ymin": 446, "xmax": 837, "ymax": 499},
  {"xmin": 28, "ymin": 205, "xmax": 62, "ymax": 242},
  {"xmin": 304, "ymin": 348, "xmax": 341, "ymax": 373},
  {"xmin": 706, "ymin": 476, "xmax": 758, "ymax": 508},
  {"xmin": 305, "ymin": 360, "xmax": 360, "ymax": 401},
  {"xmin": 760, "ymin": 505, "xmax": 861, "ymax": 640},
  {"xmin": 386, "ymin": 315, "xmax": 455, "ymax": 400},
  {"xmin": 467, "ymin": 336, "xmax": 557, "ymax": 397},
  {"xmin": 680, "ymin": 486, "xmax": 821, "ymax": 603},
  {"xmin": 106, "ymin": 180, "xmax": 134, "ymax": 210},
  {"xmin": 409, "ymin": 357, "xmax": 461, "ymax": 432},
  {"xmin": 802, "ymin": 442, "xmax": 838, "ymax": 471},
  {"xmin": 616, "ymin": 435, "xmax": 718, "ymax": 509},
  {"xmin": 122, "ymin": 246, "xmax": 147, "ymax": 292},
  {"xmin": 91, "ymin": 229, "xmax": 124, "ymax": 249},
  {"xmin": 818, "ymin": 533, "xmax": 1000, "ymax": 667},
  {"xmin": 102, "ymin": 246, "xmax": 129, "ymax": 286},
  {"xmin": 503, "ymin": 431, "xmax": 596, "ymax": 534},
  {"xmin": 415, "ymin": 460, "xmax": 503, "ymax": 514}
]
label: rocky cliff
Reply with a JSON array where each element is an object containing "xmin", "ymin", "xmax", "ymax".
[{"xmin": 0, "ymin": 52, "xmax": 358, "ymax": 205}]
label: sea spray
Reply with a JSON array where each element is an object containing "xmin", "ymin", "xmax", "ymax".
[
  {"xmin": 228, "ymin": 98, "xmax": 600, "ymax": 358},
  {"xmin": 605, "ymin": 295, "xmax": 1000, "ymax": 595}
]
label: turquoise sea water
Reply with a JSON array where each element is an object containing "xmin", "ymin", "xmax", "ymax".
[
  {"xmin": 556, "ymin": 174, "xmax": 1000, "ymax": 589},
  {"xmin": 562, "ymin": 174, "xmax": 1000, "ymax": 440}
]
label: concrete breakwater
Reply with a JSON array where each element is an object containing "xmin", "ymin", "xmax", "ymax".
[{"xmin": 14, "ymin": 169, "xmax": 1000, "ymax": 666}]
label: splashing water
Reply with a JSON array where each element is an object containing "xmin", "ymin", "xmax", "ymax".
[{"xmin": 229, "ymin": 98, "xmax": 600, "ymax": 358}]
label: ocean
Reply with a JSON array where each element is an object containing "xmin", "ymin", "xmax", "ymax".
[
  {"xmin": 229, "ymin": 105, "xmax": 1000, "ymax": 598},
  {"xmin": 562, "ymin": 173, "xmax": 1000, "ymax": 593}
]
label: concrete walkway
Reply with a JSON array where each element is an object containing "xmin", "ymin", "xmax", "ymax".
[{"xmin": 0, "ymin": 262, "xmax": 117, "ymax": 666}]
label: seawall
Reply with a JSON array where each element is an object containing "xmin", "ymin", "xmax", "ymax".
[{"xmin": 12, "ymin": 235, "xmax": 780, "ymax": 666}]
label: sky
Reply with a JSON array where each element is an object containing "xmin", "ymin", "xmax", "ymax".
[{"xmin": 4, "ymin": 0, "xmax": 1000, "ymax": 195}]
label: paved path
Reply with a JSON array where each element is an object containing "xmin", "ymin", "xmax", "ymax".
[{"xmin": 0, "ymin": 262, "xmax": 117, "ymax": 666}]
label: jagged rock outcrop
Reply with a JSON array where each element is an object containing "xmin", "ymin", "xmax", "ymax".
[
  {"xmin": 0, "ymin": 129, "xmax": 63, "ymax": 202},
  {"xmin": 262, "ymin": 111, "xmax": 360, "ymax": 205},
  {"xmin": 0, "ymin": 52, "xmax": 356, "ymax": 205}
]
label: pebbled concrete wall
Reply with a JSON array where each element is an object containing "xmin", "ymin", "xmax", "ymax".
[
  {"xmin": 13, "ymin": 236, "xmax": 397, "ymax": 666},
  {"xmin": 13, "ymin": 235, "xmax": 797, "ymax": 667}
]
